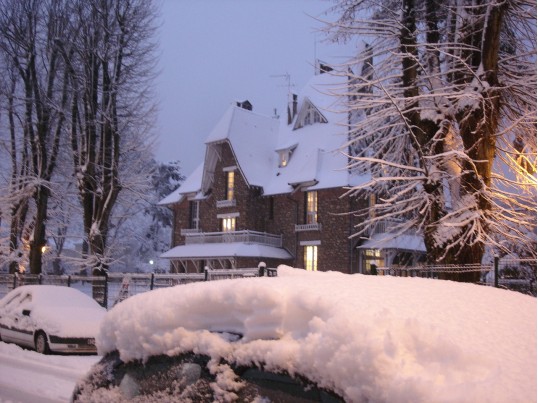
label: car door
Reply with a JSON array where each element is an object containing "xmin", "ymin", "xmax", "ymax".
[
  {"xmin": 0, "ymin": 291, "xmax": 34, "ymax": 347},
  {"xmin": 14, "ymin": 292, "xmax": 35, "ymax": 347},
  {"xmin": 0, "ymin": 291, "xmax": 23, "ymax": 343}
]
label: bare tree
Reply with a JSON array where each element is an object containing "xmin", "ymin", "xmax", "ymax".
[
  {"xmin": 60, "ymin": 0, "xmax": 158, "ymax": 272},
  {"xmin": 0, "ymin": 0, "xmax": 158, "ymax": 275},
  {"xmin": 0, "ymin": 0, "xmax": 71, "ymax": 274},
  {"xmin": 326, "ymin": 0, "xmax": 536, "ymax": 280}
]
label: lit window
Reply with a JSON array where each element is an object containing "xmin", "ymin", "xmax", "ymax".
[
  {"xmin": 279, "ymin": 150, "xmax": 289, "ymax": 167},
  {"xmin": 304, "ymin": 245, "xmax": 318, "ymax": 271},
  {"xmin": 305, "ymin": 191, "xmax": 318, "ymax": 224},
  {"xmin": 226, "ymin": 171, "xmax": 235, "ymax": 201},
  {"xmin": 221, "ymin": 217, "xmax": 236, "ymax": 232},
  {"xmin": 364, "ymin": 249, "xmax": 383, "ymax": 274}
]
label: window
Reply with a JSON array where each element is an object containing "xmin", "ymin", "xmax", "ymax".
[
  {"xmin": 293, "ymin": 101, "xmax": 327, "ymax": 130},
  {"xmin": 226, "ymin": 171, "xmax": 235, "ymax": 201},
  {"xmin": 279, "ymin": 150, "xmax": 289, "ymax": 167},
  {"xmin": 304, "ymin": 246, "xmax": 318, "ymax": 271},
  {"xmin": 189, "ymin": 201, "xmax": 200, "ymax": 230},
  {"xmin": 221, "ymin": 217, "xmax": 236, "ymax": 232},
  {"xmin": 364, "ymin": 249, "xmax": 383, "ymax": 275},
  {"xmin": 277, "ymin": 146, "xmax": 296, "ymax": 168},
  {"xmin": 305, "ymin": 191, "xmax": 318, "ymax": 224}
]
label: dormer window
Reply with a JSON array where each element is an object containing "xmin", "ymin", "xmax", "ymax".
[
  {"xmin": 293, "ymin": 98, "xmax": 327, "ymax": 130},
  {"xmin": 277, "ymin": 145, "xmax": 297, "ymax": 168},
  {"xmin": 279, "ymin": 151, "xmax": 289, "ymax": 167}
]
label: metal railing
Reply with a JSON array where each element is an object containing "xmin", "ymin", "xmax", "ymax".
[
  {"xmin": 377, "ymin": 258, "xmax": 537, "ymax": 296},
  {"xmin": 371, "ymin": 219, "xmax": 416, "ymax": 236},
  {"xmin": 180, "ymin": 228, "xmax": 202, "ymax": 235},
  {"xmin": 295, "ymin": 223, "xmax": 322, "ymax": 232},
  {"xmin": 216, "ymin": 199, "xmax": 237, "ymax": 208},
  {"xmin": 0, "ymin": 266, "xmax": 278, "ymax": 309},
  {"xmin": 184, "ymin": 230, "xmax": 282, "ymax": 247}
]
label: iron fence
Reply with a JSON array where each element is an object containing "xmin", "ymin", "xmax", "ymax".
[
  {"xmin": 0, "ymin": 266, "xmax": 277, "ymax": 309},
  {"xmin": 377, "ymin": 257, "xmax": 537, "ymax": 296}
]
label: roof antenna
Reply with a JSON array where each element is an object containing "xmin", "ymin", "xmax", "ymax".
[
  {"xmin": 270, "ymin": 73, "xmax": 297, "ymax": 125},
  {"xmin": 314, "ymin": 33, "xmax": 317, "ymax": 74},
  {"xmin": 270, "ymin": 73, "xmax": 294, "ymax": 96}
]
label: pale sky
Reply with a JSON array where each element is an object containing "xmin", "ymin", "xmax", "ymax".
[{"xmin": 155, "ymin": 0, "xmax": 357, "ymax": 177}]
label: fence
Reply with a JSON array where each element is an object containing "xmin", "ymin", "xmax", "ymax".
[
  {"xmin": 0, "ymin": 266, "xmax": 278, "ymax": 309},
  {"xmin": 377, "ymin": 257, "xmax": 537, "ymax": 296}
]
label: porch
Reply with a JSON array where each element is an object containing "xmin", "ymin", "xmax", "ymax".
[{"xmin": 161, "ymin": 230, "xmax": 292, "ymax": 272}]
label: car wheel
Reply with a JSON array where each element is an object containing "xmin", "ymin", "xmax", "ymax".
[{"xmin": 35, "ymin": 331, "xmax": 50, "ymax": 354}]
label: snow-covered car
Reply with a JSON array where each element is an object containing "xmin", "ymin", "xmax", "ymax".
[
  {"xmin": 73, "ymin": 267, "xmax": 536, "ymax": 402},
  {"xmin": 0, "ymin": 285, "xmax": 106, "ymax": 354}
]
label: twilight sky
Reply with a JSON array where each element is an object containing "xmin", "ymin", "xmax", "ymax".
[{"xmin": 154, "ymin": 0, "xmax": 357, "ymax": 176}]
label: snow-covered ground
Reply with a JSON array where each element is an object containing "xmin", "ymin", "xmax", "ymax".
[{"xmin": 0, "ymin": 342, "xmax": 99, "ymax": 403}]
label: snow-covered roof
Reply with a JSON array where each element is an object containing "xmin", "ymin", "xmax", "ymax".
[
  {"xmin": 264, "ymin": 72, "xmax": 366, "ymax": 195},
  {"xmin": 160, "ymin": 242, "xmax": 293, "ymax": 260},
  {"xmin": 159, "ymin": 70, "xmax": 370, "ymax": 203},
  {"xmin": 205, "ymin": 104, "xmax": 279, "ymax": 188},
  {"xmin": 158, "ymin": 163, "xmax": 204, "ymax": 206}
]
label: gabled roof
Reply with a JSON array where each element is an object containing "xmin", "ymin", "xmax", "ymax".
[
  {"xmin": 159, "ymin": 70, "xmax": 371, "ymax": 204},
  {"xmin": 263, "ymin": 72, "xmax": 370, "ymax": 195},
  {"xmin": 204, "ymin": 105, "xmax": 279, "ymax": 188},
  {"xmin": 158, "ymin": 163, "xmax": 204, "ymax": 206}
]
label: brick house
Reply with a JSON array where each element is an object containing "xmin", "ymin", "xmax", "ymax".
[{"xmin": 159, "ymin": 65, "xmax": 425, "ymax": 274}]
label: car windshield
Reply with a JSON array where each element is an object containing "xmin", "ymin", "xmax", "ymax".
[{"xmin": 74, "ymin": 352, "xmax": 344, "ymax": 402}]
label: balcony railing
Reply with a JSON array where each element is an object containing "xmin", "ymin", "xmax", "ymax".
[
  {"xmin": 295, "ymin": 223, "xmax": 322, "ymax": 232},
  {"xmin": 184, "ymin": 230, "xmax": 282, "ymax": 248},
  {"xmin": 216, "ymin": 199, "xmax": 236, "ymax": 208},
  {"xmin": 371, "ymin": 219, "xmax": 416, "ymax": 236},
  {"xmin": 181, "ymin": 228, "xmax": 201, "ymax": 235}
]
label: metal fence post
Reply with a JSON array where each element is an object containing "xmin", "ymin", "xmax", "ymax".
[
  {"xmin": 150, "ymin": 273, "xmax": 155, "ymax": 290},
  {"xmin": 67, "ymin": 275, "xmax": 71, "ymax": 287},
  {"xmin": 38, "ymin": 273, "xmax": 43, "ymax": 285},
  {"xmin": 204, "ymin": 267, "xmax": 209, "ymax": 281},
  {"xmin": 258, "ymin": 262, "xmax": 266, "ymax": 277},
  {"xmin": 494, "ymin": 254, "xmax": 499, "ymax": 288}
]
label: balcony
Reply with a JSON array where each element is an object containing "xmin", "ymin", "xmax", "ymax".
[
  {"xmin": 184, "ymin": 230, "xmax": 282, "ymax": 248},
  {"xmin": 371, "ymin": 219, "xmax": 416, "ymax": 236},
  {"xmin": 180, "ymin": 228, "xmax": 201, "ymax": 235},
  {"xmin": 295, "ymin": 223, "xmax": 322, "ymax": 232},
  {"xmin": 216, "ymin": 199, "xmax": 236, "ymax": 208}
]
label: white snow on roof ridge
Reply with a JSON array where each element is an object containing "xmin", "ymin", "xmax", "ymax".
[{"xmin": 158, "ymin": 163, "xmax": 204, "ymax": 206}]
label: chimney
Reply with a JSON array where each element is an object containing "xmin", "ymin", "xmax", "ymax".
[
  {"xmin": 287, "ymin": 93, "xmax": 298, "ymax": 125},
  {"xmin": 236, "ymin": 100, "xmax": 252, "ymax": 111}
]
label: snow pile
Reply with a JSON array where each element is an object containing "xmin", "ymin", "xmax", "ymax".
[
  {"xmin": 0, "ymin": 342, "xmax": 100, "ymax": 402},
  {"xmin": 97, "ymin": 266, "xmax": 536, "ymax": 402}
]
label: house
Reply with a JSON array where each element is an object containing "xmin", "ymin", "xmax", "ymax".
[{"xmin": 159, "ymin": 63, "xmax": 425, "ymax": 274}]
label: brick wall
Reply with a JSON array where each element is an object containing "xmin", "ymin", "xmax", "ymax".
[{"xmin": 168, "ymin": 141, "xmax": 368, "ymax": 273}]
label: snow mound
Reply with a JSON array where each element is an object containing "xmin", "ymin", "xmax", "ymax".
[{"xmin": 97, "ymin": 266, "xmax": 536, "ymax": 402}]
